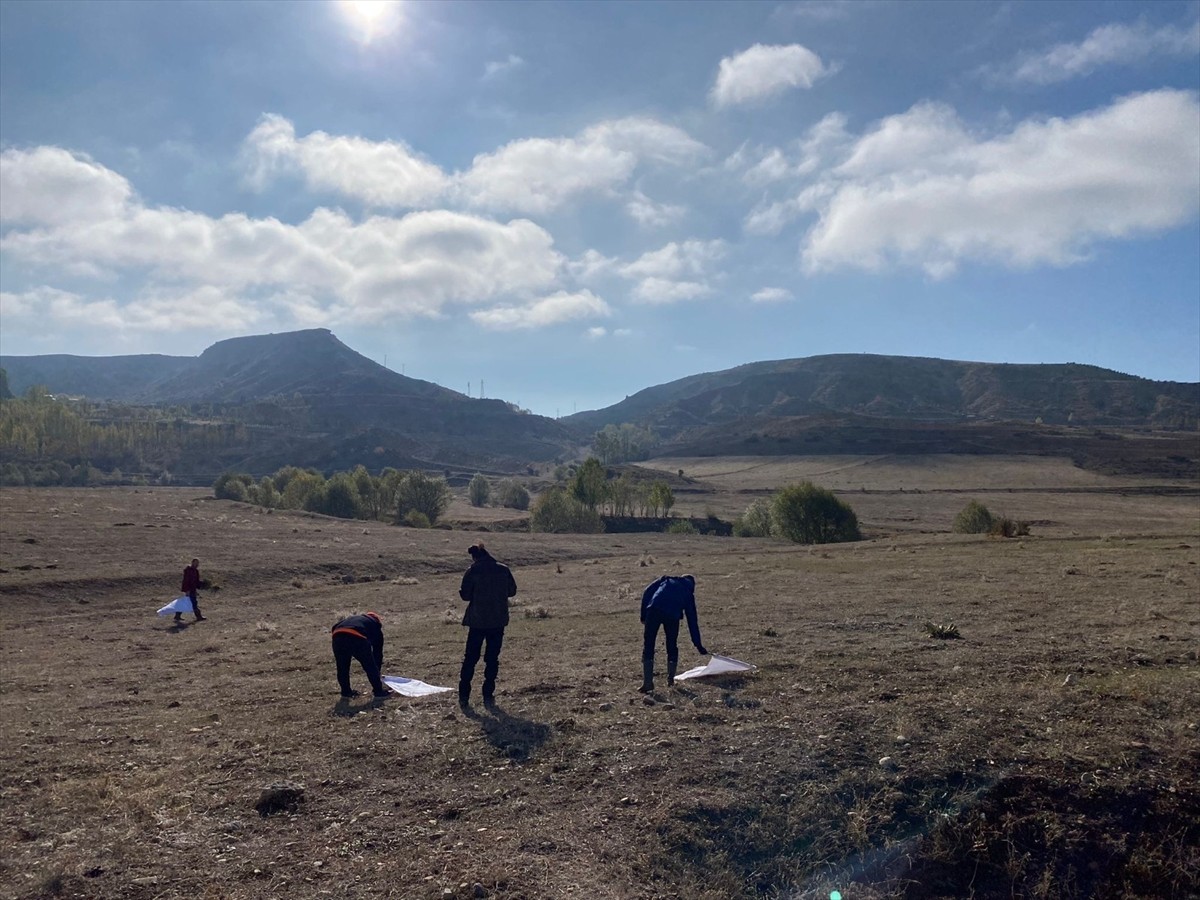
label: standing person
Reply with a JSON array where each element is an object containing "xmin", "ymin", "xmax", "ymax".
[
  {"xmin": 177, "ymin": 558, "xmax": 206, "ymax": 623},
  {"xmin": 458, "ymin": 543, "xmax": 517, "ymax": 708},
  {"xmin": 331, "ymin": 612, "xmax": 389, "ymax": 699},
  {"xmin": 640, "ymin": 574, "xmax": 708, "ymax": 693}
]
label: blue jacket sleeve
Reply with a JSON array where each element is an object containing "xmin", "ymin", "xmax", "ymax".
[{"xmin": 683, "ymin": 594, "xmax": 703, "ymax": 649}]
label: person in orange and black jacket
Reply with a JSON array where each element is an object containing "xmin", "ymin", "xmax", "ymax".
[
  {"xmin": 639, "ymin": 574, "xmax": 707, "ymax": 692},
  {"xmin": 176, "ymin": 558, "xmax": 206, "ymax": 623},
  {"xmin": 457, "ymin": 543, "xmax": 517, "ymax": 708},
  {"xmin": 331, "ymin": 612, "xmax": 388, "ymax": 699}
]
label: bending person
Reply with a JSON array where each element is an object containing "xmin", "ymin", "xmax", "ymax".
[
  {"xmin": 640, "ymin": 574, "xmax": 708, "ymax": 693},
  {"xmin": 331, "ymin": 612, "xmax": 388, "ymax": 699}
]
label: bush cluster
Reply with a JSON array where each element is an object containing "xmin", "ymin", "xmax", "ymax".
[
  {"xmin": 529, "ymin": 487, "xmax": 604, "ymax": 534},
  {"xmin": 213, "ymin": 465, "xmax": 450, "ymax": 525},
  {"xmin": 733, "ymin": 482, "xmax": 861, "ymax": 545}
]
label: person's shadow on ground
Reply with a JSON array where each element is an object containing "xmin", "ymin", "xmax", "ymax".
[
  {"xmin": 462, "ymin": 701, "xmax": 551, "ymax": 761},
  {"xmin": 166, "ymin": 621, "xmax": 191, "ymax": 633},
  {"xmin": 331, "ymin": 695, "xmax": 388, "ymax": 718}
]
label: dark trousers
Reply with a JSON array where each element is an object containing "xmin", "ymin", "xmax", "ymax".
[
  {"xmin": 643, "ymin": 612, "xmax": 680, "ymax": 666},
  {"xmin": 459, "ymin": 627, "xmax": 504, "ymax": 701},
  {"xmin": 175, "ymin": 590, "xmax": 202, "ymax": 620},
  {"xmin": 332, "ymin": 633, "xmax": 383, "ymax": 695}
]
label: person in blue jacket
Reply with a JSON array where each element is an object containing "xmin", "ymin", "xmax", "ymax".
[
  {"xmin": 331, "ymin": 612, "xmax": 388, "ymax": 699},
  {"xmin": 640, "ymin": 574, "xmax": 708, "ymax": 693}
]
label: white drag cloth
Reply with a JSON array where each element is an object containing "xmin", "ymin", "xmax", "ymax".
[
  {"xmin": 675, "ymin": 654, "xmax": 757, "ymax": 682},
  {"xmin": 382, "ymin": 675, "xmax": 453, "ymax": 697},
  {"xmin": 157, "ymin": 596, "xmax": 195, "ymax": 616}
]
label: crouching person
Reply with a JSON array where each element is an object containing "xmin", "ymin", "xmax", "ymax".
[
  {"xmin": 640, "ymin": 574, "xmax": 708, "ymax": 692},
  {"xmin": 331, "ymin": 612, "xmax": 388, "ymax": 699}
]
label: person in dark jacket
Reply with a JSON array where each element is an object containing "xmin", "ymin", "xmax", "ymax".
[
  {"xmin": 176, "ymin": 558, "xmax": 206, "ymax": 623},
  {"xmin": 331, "ymin": 612, "xmax": 388, "ymax": 699},
  {"xmin": 458, "ymin": 543, "xmax": 517, "ymax": 707},
  {"xmin": 640, "ymin": 574, "xmax": 707, "ymax": 692}
]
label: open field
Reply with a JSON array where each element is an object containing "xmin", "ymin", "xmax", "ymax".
[{"xmin": 2, "ymin": 457, "xmax": 1198, "ymax": 899}]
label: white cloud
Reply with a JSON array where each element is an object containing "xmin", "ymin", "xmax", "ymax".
[
  {"xmin": 751, "ymin": 287, "xmax": 793, "ymax": 303},
  {"xmin": 620, "ymin": 239, "xmax": 726, "ymax": 280},
  {"xmin": 0, "ymin": 285, "xmax": 265, "ymax": 333},
  {"xmin": 626, "ymin": 190, "xmax": 686, "ymax": 227},
  {"xmin": 483, "ymin": 54, "xmax": 525, "ymax": 80},
  {"xmin": 618, "ymin": 239, "xmax": 726, "ymax": 304},
  {"xmin": 0, "ymin": 147, "xmax": 614, "ymax": 333},
  {"xmin": 782, "ymin": 90, "xmax": 1200, "ymax": 277},
  {"xmin": 456, "ymin": 116, "xmax": 706, "ymax": 214},
  {"xmin": 240, "ymin": 114, "xmax": 707, "ymax": 217},
  {"xmin": 632, "ymin": 278, "xmax": 710, "ymax": 304},
  {"xmin": 240, "ymin": 113, "xmax": 448, "ymax": 207},
  {"xmin": 567, "ymin": 248, "xmax": 617, "ymax": 281},
  {"xmin": 999, "ymin": 20, "xmax": 1200, "ymax": 85},
  {"xmin": 470, "ymin": 290, "xmax": 611, "ymax": 330},
  {"xmin": 1, "ymin": 146, "xmax": 133, "ymax": 226},
  {"xmin": 711, "ymin": 44, "xmax": 831, "ymax": 108}
]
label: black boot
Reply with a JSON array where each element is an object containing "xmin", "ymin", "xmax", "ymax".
[
  {"xmin": 639, "ymin": 659, "xmax": 654, "ymax": 693},
  {"xmin": 667, "ymin": 660, "xmax": 678, "ymax": 687}
]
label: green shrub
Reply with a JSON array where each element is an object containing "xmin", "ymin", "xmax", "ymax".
[
  {"xmin": 772, "ymin": 481, "xmax": 861, "ymax": 544},
  {"xmin": 496, "ymin": 479, "xmax": 530, "ymax": 510},
  {"xmin": 468, "ymin": 473, "xmax": 490, "ymax": 507},
  {"xmin": 396, "ymin": 471, "xmax": 451, "ymax": 525},
  {"xmin": 734, "ymin": 498, "xmax": 773, "ymax": 537},
  {"xmin": 403, "ymin": 509, "xmax": 431, "ymax": 529},
  {"xmin": 213, "ymin": 472, "xmax": 253, "ymax": 501},
  {"xmin": 666, "ymin": 520, "xmax": 698, "ymax": 535},
  {"xmin": 954, "ymin": 500, "xmax": 995, "ymax": 534},
  {"xmin": 530, "ymin": 487, "xmax": 604, "ymax": 534}
]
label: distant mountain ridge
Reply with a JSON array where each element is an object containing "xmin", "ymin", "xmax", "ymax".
[
  {"xmin": 565, "ymin": 354, "xmax": 1199, "ymax": 433},
  {"xmin": 3, "ymin": 336, "xmax": 1196, "ymax": 476},
  {"xmin": 1, "ymin": 329, "xmax": 576, "ymax": 471}
]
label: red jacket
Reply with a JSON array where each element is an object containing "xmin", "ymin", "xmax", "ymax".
[{"xmin": 181, "ymin": 565, "xmax": 201, "ymax": 594}]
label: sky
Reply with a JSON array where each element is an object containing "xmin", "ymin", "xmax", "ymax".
[{"xmin": 1, "ymin": 0, "xmax": 1198, "ymax": 417}]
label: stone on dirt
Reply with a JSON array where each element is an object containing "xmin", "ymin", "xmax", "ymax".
[{"xmin": 255, "ymin": 781, "xmax": 306, "ymax": 816}]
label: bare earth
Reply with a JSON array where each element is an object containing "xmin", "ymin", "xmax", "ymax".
[{"xmin": 1, "ymin": 455, "xmax": 1198, "ymax": 900}]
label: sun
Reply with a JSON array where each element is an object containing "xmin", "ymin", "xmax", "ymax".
[{"xmin": 337, "ymin": 0, "xmax": 403, "ymax": 45}]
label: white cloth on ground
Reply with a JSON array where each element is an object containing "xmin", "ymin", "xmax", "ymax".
[
  {"xmin": 382, "ymin": 675, "xmax": 453, "ymax": 697},
  {"xmin": 675, "ymin": 653, "xmax": 757, "ymax": 681},
  {"xmin": 157, "ymin": 596, "xmax": 195, "ymax": 616}
]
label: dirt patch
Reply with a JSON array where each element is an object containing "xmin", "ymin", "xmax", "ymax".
[{"xmin": 1, "ymin": 473, "xmax": 1197, "ymax": 899}]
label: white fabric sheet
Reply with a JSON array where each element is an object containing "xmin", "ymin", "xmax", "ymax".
[
  {"xmin": 382, "ymin": 675, "xmax": 453, "ymax": 697},
  {"xmin": 157, "ymin": 596, "xmax": 195, "ymax": 616},
  {"xmin": 674, "ymin": 653, "xmax": 757, "ymax": 682}
]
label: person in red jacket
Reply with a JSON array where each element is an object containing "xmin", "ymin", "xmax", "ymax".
[
  {"xmin": 177, "ymin": 558, "xmax": 206, "ymax": 623},
  {"xmin": 331, "ymin": 612, "xmax": 388, "ymax": 699}
]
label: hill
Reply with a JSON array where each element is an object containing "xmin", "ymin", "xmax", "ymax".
[
  {"xmin": 565, "ymin": 354, "xmax": 1200, "ymax": 434},
  {"xmin": 1, "ymin": 330, "xmax": 576, "ymax": 473}
]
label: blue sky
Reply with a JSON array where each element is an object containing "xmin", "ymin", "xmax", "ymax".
[{"xmin": 1, "ymin": 0, "xmax": 1197, "ymax": 416}]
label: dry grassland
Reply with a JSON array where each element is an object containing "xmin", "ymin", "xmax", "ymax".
[{"xmin": 1, "ymin": 455, "xmax": 1197, "ymax": 900}]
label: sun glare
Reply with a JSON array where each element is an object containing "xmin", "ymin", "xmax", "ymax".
[{"xmin": 338, "ymin": 0, "xmax": 403, "ymax": 45}]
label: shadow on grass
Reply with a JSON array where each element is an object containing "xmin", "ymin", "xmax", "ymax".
[
  {"xmin": 166, "ymin": 621, "xmax": 191, "ymax": 633},
  {"xmin": 464, "ymin": 701, "xmax": 552, "ymax": 762},
  {"xmin": 330, "ymin": 695, "xmax": 388, "ymax": 718}
]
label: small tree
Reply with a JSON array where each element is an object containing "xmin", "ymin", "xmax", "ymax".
[
  {"xmin": 396, "ymin": 471, "xmax": 451, "ymax": 525},
  {"xmin": 530, "ymin": 487, "xmax": 604, "ymax": 534},
  {"xmin": 570, "ymin": 457, "xmax": 608, "ymax": 510},
  {"xmin": 496, "ymin": 479, "xmax": 530, "ymax": 510},
  {"xmin": 649, "ymin": 480, "xmax": 674, "ymax": 517},
  {"xmin": 468, "ymin": 473, "xmax": 491, "ymax": 507},
  {"xmin": 734, "ymin": 498, "xmax": 773, "ymax": 537},
  {"xmin": 214, "ymin": 472, "xmax": 253, "ymax": 502},
  {"xmin": 772, "ymin": 481, "xmax": 861, "ymax": 545},
  {"xmin": 321, "ymin": 472, "xmax": 362, "ymax": 519},
  {"xmin": 953, "ymin": 500, "xmax": 994, "ymax": 534}
]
